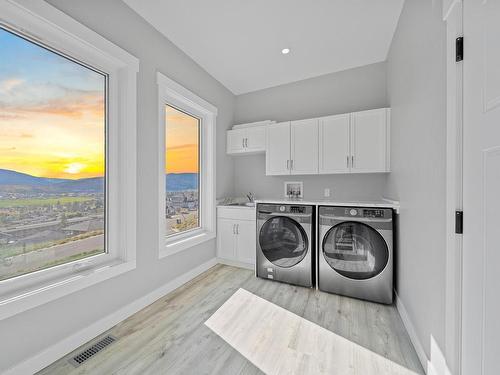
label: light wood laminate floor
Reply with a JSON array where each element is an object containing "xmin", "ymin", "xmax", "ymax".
[{"xmin": 39, "ymin": 265, "xmax": 424, "ymax": 375}]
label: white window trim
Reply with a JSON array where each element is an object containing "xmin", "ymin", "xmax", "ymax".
[
  {"xmin": 157, "ymin": 72, "xmax": 217, "ymax": 258},
  {"xmin": 0, "ymin": 0, "xmax": 138, "ymax": 320}
]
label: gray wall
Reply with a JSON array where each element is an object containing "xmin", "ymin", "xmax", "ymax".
[
  {"xmin": 0, "ymin": 0, "xmax": 235, "ymax": 372},
  {"xmin": 386, "ymin": 0, "xmax": 447, "ymax": 361},
  {"xmin": 233, "ymin": 62, "xmax": 389, "ymax": 200}
]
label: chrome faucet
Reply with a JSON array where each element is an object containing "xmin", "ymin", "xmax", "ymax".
[{"xmin": 246, "ymin": 192, "xmax": 255, "ymax": 203}]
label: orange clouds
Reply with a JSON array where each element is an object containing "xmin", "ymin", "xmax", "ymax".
[
  {"xmin": 165, "ymin": 106, "xmax": 199, "ymax": 174},
  {"xmin": 166, "ymin": 144, "xmax": 199, "ymax": 173},
  {"xmin": 0, "ymin": 85, "xmax": 105, "ymax": 179}
]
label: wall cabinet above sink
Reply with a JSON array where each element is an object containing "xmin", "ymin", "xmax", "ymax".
[{"xmin": 227, "ymin": 124, "xmax": 267, "ymax": 155}]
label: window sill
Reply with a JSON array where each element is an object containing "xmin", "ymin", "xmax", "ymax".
[
  {"xmin": 0, "ymin": 259, "xmax": 136, "ymax": 321},
  {"xmin": 160, "ymin": 230, "xmax": 215, "ymax": 259}
]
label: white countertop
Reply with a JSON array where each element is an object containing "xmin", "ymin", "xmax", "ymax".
[{"xmin": 253, "ymin": 198, "xmax": 400, "ymax": 213}]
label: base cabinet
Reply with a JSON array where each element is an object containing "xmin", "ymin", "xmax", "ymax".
[{"xmin": 217, "ymin": 207, "xmax": 255, "ymax": 268}]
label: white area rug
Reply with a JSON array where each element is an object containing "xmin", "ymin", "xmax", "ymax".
[{"xmin": 205, "ymin": 288, "xmax": 417, "ymax": 375}]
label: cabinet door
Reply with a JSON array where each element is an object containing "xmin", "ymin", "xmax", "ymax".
[
  {"xmin": 245, "ymin": 126, "xmax": 266, "ymax": 152},
  {"xmin": 266, "ymin": 122, "xmax": 291, "ymax": 175},
  {"xmin": 350, "ymin": 108, "xmax": 390, "ymax": 172},
  {"xmin": 216, "ymin": 218, "xmax": 236, "ymax": 260},
  {"xmin": 227, "ymin": 128, "xmax": 246, "ymax": 154},
  {"xmin": 318, "ymin": 114, "xmax": 351, "ymax": 174},
  {"xmin": 290, "ymin": 119, "xmax": 318, "ymax": 174},
  {"xmin": 235, "ymin": 220, "xmax": 256, "ymax": 265}
]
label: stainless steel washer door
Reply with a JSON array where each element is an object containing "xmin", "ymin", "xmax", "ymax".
[
  {"xmin": 322, "ymin": 221, "xmax": 389, "ymax": 280},
  {"xmin": 259, "ymin": 216, "xmax": 308, "ymax": 268}
]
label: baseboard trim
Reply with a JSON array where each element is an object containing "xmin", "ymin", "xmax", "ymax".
[
  {"xmin": 216, "ymin": 257, "xmax": 254, "ymax": 271},
  {"xmin": 395, "ymin": 291, "xmax": 451, "ymax": 375},
  {"xmin": 395, "ymin": 291, "xmax": 429, "ymax": 373},
  {"xmin": 5, "ymin": 257, "xmax": 218, "ymax": 375}
]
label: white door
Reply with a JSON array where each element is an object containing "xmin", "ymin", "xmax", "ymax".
[
  {"xmin": 236, "ymin": 220, "xmax": 256, "ymax": 265},
  {"xmin": 216, "ymin": 219, "xmax": 236, "ymax": 260},
  {"xmin": 350, "ymin": 109, "xmax": 389, "ymax": 173},
  {"xmin": 266, "ymin": 122, "xmax": 291, "ymax": 175},
  {"xmin": 245, "ymin": 126, "xmax": 266, "ymax": 152},
  {"xmin": 462, "ymin": 2, "xmax": 500, "ymax": 374},
  {"xmin": 227, "ymin": 128, "xmax": 246, "ymax": 154},
  {"xmin": 318, "ymin": 114, "xmax": 351, "ymax": 174},
  {"xmin": 290, "ymin": 119, "xmax": 318, "ymax": 174}
]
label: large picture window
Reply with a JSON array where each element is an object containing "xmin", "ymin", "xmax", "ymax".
[
  {"xmin": 165, "ymin": 105, "xmax": 200, "ymax": 236},
  {"xmin": 0, "ymin": 27, "xmax": 106, "ymax": 281},
  {"xmin": 0, "ymin": 0, "xmax": 137, "ymax": 321}
]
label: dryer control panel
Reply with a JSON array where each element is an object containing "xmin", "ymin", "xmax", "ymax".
[
  {"xmin": 343, "ymin": 208, "xmax": 386, "ymax": 218},
  {"xmin": 363, "ymin": 209, "xmax": 385, "ymax": 218}
]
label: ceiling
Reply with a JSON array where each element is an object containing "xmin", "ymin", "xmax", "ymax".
[{"xmin": 124, "ymin": 0, "xmax": 404, "ymax": 95}]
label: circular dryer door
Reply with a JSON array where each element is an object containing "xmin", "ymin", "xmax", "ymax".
[
  {"xmin": 259, "ymin": 216, "xmax": 308, "ymax": 268},
  {"xmin": 322, "ymin": 221, "xmax": 389, "ymax": 280}
]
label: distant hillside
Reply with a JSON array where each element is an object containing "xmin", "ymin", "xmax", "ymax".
[
  {"xmin": 0, "ymin": 169, "xmax": 198, "ymax": 193},
  {"xmin": 0, "ymin": 169, "xmax": 103, "ymax": 193},
  {"xmin": 166, "ymin": 173, "xmax": 198, "ymax": 191},
  {"xmin": 54, "ymin": 177, "xmax": 104, "ymax": 192},
  {"xmin": 0, "ymin": 169, "xmax": 71, "ymax": 186}
]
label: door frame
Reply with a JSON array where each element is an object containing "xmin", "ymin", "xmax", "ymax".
[{"xmin": 444, "ymin": 1, "xmax": 463, "ymax": 374}]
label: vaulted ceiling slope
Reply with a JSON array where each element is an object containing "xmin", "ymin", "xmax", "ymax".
[{"xmin": 124, "ymin": 0, "xmax": 404, "ymax": 95}]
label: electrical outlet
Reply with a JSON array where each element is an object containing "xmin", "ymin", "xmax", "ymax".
[{"xmin": 324, "ymin": 188, "xmax": 331, "ymax": 197}]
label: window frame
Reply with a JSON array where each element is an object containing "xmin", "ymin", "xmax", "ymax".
[
  {"xmin": 0, "ymin": 0, "xmax": 138, "ymax": 320},
  {"xmin": 157, "ymin": 72, "xmax": 217, "ymax": 258}
]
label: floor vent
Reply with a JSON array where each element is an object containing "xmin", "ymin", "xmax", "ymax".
[{"xmin": 69, "ymin": 335, "xmax": 116, "ymax": 367}]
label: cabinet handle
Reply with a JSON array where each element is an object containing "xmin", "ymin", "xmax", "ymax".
[
  {"xmin": 245, "ymin": 138, "xmax": 248, "ymax": 147},
  {"xmin": 236, "ymin": 224, "xmax": 239, "ymax": 234},
  {"xmin": 351, "ymin": 156, "xmax": 354, "ymax": 168},
  {"xmin": 242, "ymin": 139, "xmax": 245, "ymax": 148},
  {"xmin": 232, "ymin": 224, "xmax": 236, "ymax": 234},
  {"xmin": 286, "ymin": 160, "xmax": 290, "ymax": 170},
  {"xmin": 347, "ymin": 156, "xmax": 349, "ymax": 168},
  {"xmin": 290, "ymin": 160, "xmax": 293, "ymax": 170}
]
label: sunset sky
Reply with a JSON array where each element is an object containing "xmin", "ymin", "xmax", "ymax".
[
  {"xmin": 165, "ymin": 105, "xmax": 199, "ymax": 174},
  {"xmin": 0, "ymin": 27, "xmax": 199, "ymax": 181},
  {"xmin": 0, "ymin": 27, "xmax": 105, "ymax": 180}
]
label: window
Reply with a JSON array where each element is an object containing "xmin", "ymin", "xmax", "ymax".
[
  {"xmin": 165, "ymin": 105, "xmax": 200, "ymax": 236},
  {"xmin": 158, "ymin": 73, "xmax": 216, "ymax": 257},
  {"xmin": 0, "ymin": 27, "xmax": 107, "ymax": 281},
  {"xmin": 0, "ymin": 1, "xmax": 138, "ymax": 320}
]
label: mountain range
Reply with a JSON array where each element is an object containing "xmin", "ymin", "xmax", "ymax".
[{"xmin": 0, "ymin": 169, "xmax": 198, "ymax": 193}]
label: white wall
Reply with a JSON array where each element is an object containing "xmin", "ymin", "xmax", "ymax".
[
  {"xmin": 0, "ymin": 0, "xmax": 235, "ymax": 372},
  {"xmin": 386, "ymin": 0, "xmax": 447, "ymax": 363},
  {"xmin": 233, "ymin": 62, "xmax": 389, "ymax": 200}
]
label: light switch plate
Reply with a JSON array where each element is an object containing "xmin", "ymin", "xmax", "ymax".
[{"xmin": 324, "ymin": 188, "xmax": 331, "ymax": 197}]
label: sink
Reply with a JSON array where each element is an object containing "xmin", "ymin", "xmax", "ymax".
[{"xmin": 226, "ymin": 202, "xmax": 255, "ymax": 207}]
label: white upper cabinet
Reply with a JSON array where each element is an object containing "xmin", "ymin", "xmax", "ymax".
[
  {"xmin": 319, "ymin": 114, "xmax": 351, "ymax": 174},
  {"xmin": 237, "ymin": 107, "xmax": 390, "ymax": 175},
  {"xmin": 266, "ymin": 122, "xmax": 291, "ymax": 175},
  {"xmin": 350, "ymin": 108, "xmax": 390, "ymax": 173},
  {"xmin": 227, "ymin": 128, "xmax": 246, "ymax": 154},
  {"xmin": 290, "ymin": 119, "xmax": 319, "ymax": 174},
  {"xmin": 245, "ymin": 125, "xmax": 266, "ymax": 152},
  {"xmin": 227, "ymin": 125, "xmax": 266, "ymax": 155}
]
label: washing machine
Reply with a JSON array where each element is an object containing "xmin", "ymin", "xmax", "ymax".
[
  {"xmin": 256, "ymin": 203, "xmax": 314, "ymax": 288},
  {"xmin": 318, "ymin": 206, "xmax": 394, "ymax": 304}
]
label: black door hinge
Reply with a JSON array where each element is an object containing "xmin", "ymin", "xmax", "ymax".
[
  {"xmin": 456, "ymin": 37, "xmax": 463, "ymax": 62},
  {"xmin": 455, "ymin": 210, "xmax": 463, "ymax": 234}
]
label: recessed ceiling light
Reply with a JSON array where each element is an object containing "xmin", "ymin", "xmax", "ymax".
[{"xmin": 281, "ymin": 48, "xmax": 290, "ymax": 55}]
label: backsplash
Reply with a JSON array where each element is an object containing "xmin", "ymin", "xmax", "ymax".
[{"xmin": 233, "ymin": 154, "xmax": 388, "ymax": 201}]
